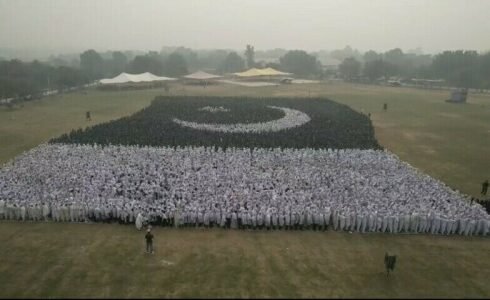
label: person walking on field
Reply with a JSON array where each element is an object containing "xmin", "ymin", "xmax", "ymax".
[
  {"xmin": 482, "ymin": 179, "xmax": 489, "ymax": 196},
  {"xmin": 145, "ymin": 228, "xmax": 154, "ymax": 254}
]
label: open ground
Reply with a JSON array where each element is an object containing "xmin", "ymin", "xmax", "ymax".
[
  {"xmin": 1, "ymin": 82, "xmax": 489, "ymax": 298},
  {"xmin": 0, "ymin": 222, "xmax": 489, "ymax": 298}
]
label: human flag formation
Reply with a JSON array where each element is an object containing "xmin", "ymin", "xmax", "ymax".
[{"xmin": 0, "ymin": 96, "xmax": 488, "ymax": 235}]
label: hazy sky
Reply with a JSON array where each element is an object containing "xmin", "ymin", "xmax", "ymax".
[{"xmin": 1, "ymin": 0, "xmax": 490, "ymax": 53}]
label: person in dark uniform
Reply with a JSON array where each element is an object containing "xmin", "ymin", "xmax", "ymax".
[
  {"xmin": 145, "ymin": 228, "xmax": 154, "ymax": 254},
  {"xmin": 482, "ymin": 179, "xmax": 489, "ymax": 196},
  {"xmin": 86, "ymin": 111, "xmax": 91, "ymax": 121},
  {"xmin": 383, "ymin": 103, "xmax": 387, "ymax": 111},
  {"xmin": 384, "ymin": 252, "xmax": 397, "ymax": 276}
]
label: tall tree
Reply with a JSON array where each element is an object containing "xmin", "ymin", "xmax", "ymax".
[
  {"xmin": 220, "ymin": 52, "xmax": 245, "ymax": 73},
  {"xmin": 164, "ymin": 52, "xmax": 188, "ymax": 77},
  {"xmin": 384, "ymin": 48, "xmax": 405, "ymax": 66},
  {"xmin": 279, "ymin": 50, "xmax": 320, "ymax": 77},
  {"xmin": 128, "ymin": 54, "xmax": 164, "ymax": 75},
  {"xmin": 196, "ymin": 49, "xmax": 228, "ymax": 71},
  {"xmin": 339, "ymin": 57, "xmax": 361, "ymax": 80},
  {"xmin": 432, "ymin": 50, "xmax": 480, "ymax": 88},
  {"xmin": 0, "ymin": 59, "xmax": 86, "ymax": 98},
  {"xmin": 330, "ymin": 45, "xmax": 362, "ymax": 61},
  {"xmin": 363, "ymin": 59, "xmax": 396, "ymax": 81},
  {"xmin": 363, "ymin": 50, "xmax": 381, "ymax": 63},
  {"xmin": 54, "ymin": 66, "xmax": 87, "ymax": 90},
  {"xmin": 245, "ymin": 45, "xmax": 255, "ymax": 68},
  {"xmin": 172, "ymin": 47, "xmax": 199, "ymax": 71},
  {"xmin": 478, "ymin": 52, "xmax": 490, "ymax": 88},
  {"xmin": 80, "ymin": 49, "xmax": 104, "ymax": 80},
  {"xmin": 110, "ymin": 51, "xmax": 128, "ymax": 76}
]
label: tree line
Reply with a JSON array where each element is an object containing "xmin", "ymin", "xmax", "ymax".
[
  {"xmin": 0, "ymin": 59, "xmax": 88, "ymax": 99},
  {"xmin": 78, "ymin": 46, "xmax": 324, "ymax": 80},
  {"xmin": 3, "ymin": 45, "xmax": 490, "ymax": 99},
  {"xmin": 338, "ymin": 48, "xmax": 490, "ymax": 89},
  {"xmin": 0, "ymin": 46, "xmax": 323, "ymax": 99}
]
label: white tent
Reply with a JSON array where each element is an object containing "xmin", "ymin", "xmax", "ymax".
[
  {"xmin": 233, "ymin": 67, "xmax": 291, "ymax": 77},
  {"xmin": 99, "ymin": 72, "xmax": 176, "ymax": 85},
  {"xmin": 183, "ymin": 71, "xmax": 222, "ymax": 80}
]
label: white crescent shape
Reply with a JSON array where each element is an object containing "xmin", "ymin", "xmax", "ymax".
[{"xmin": 172, "ymin": 106, "xmax": 311, "ymax": 133}]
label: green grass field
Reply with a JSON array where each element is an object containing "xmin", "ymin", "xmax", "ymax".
[
  {"xmin": 0, "ymin": 222, "xmax": 489, "ymax": 298},
  {"xmin": 1, "ymin": 82, "xmax": 489, "ymax": 298}
]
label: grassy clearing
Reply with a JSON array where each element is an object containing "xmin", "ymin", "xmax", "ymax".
[
  {"xmin": 0, "ymin": 89, "xmax": 162, "ymax": 164},
  {"xmin": 314, "ymin": 83, "xmax": 490, "ymax": 198},
  {"xmin": 0, "ymin": 221, "xmax": 488, "ymax": 298}
]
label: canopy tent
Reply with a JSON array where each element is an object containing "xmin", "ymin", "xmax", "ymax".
[
  {"xmin": 183, "ymin": 71, "xmax": 222, "ymax": 80},
  {"xmin": 261, "ymin": 67, "xmax": 291, "ymax": 76},
  {"xmin": 233, "ymin": 68, "xmax": 264, "ymax": 77},
  {"xmin": 99, "ymin": 72, "xmax": 176, "ymax": 85},
  {"xmin": 234, "ymin": 67, "xmax": 291, "ymax": 77}
]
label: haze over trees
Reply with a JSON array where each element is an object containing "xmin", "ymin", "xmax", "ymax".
[
  {"xmin": 80, "ymin": 49, "xmax": 104, "ymax": 81},
  {"xmin": 3, "ymin": 45, "xmax": 490, "ymax": 100},
  {"xmin": 220, "ymin": 52, "xmax": 245, "ymax": 73},
  {"xmin": 339, "ymin": 57, "xmax": 361, "ymax": 80},
  {"xmin": 431, "ymin": 50, "xmax": 490, "ymax": 88},
  {"xmin": 163, "ymin": 52, "xmax": 188, "ymax": 77},
  {"xmin": 330, "ymin": 45, "xmax": 363, "ymax": 62},
  {"xmin": 362, "ymin": 59, "xmax": 397, "ymax": 81},
  {"xmin": 0, "ymin": 59, "xmax": 88, "ymax": 99},
  {"xmin": 108, "ymin": 51, "xmax": 128, "ymax": 76},
  {"xmin": 333, "ymin": 47, "xmax": 490, "ymax": 89},
  {"xmin": 128, "ymin": 52, "xmax": 164, "ymax": 76},
  {"xmin": 279, "ymin": 50, "xmax": 321, "ymax": 77}
]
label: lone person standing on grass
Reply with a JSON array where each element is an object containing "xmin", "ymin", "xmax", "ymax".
[
  {"xmin": 145, "ymin": 228, "xmax": 154, "ymax": 254},
  {"xmin": 482, "ymin": 179, "xmax": 489, "ymax": 196},
  {"xmin": 86, "ymin": 111, "xmax": 91, "ymax": 121}
]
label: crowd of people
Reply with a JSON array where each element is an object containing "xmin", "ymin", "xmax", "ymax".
[
  {"xmin": 1, "ymin": 143, "xmax": 489, "ymax": 236},
  {"xmin": 198, "ymin": 106, "xmax": 230, "ymax": 113},
  {"xmin": 173, "ymin": 106, "xmax": 311, "ymax": 134},
  {"xmin": 474, "ymin": 198, "xmax": 490, "ymax": 215},
  {"xmin": 51, "ymin": 96, "xmax": 381, "ymax": 150}
]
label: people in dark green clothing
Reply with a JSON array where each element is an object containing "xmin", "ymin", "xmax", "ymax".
[
  {"xmin": 482, "ymin": 179, "xmax": 489, "ymax": 196},
  {"xmin": 145, "ymin": 228, "xmax": 154, "ymax": 254}
]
